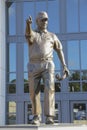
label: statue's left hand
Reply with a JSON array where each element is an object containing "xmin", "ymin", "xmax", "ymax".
[
  {"xmin": 63, "ymin": 65, "xmax": 70, "ymax": 77},
  {"xmin": 55, "ymin": 66, "xmax": 70, "ymax": 81}
]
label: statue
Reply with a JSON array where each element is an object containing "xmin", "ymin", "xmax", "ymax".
[{"xmin": 25, "ymin": 11, "xmax": 69, "ymax": 125}]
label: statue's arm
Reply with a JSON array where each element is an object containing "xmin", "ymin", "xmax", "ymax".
[
  {"xmin": 54, "ymin": 38, "xmax": 66, "ymax": 66},
  {"xmin": 25, "ymin": 16, "xmax": 34, "ymax": 45},
  {"xmin": 54, "ymin": 38, "xmax": 70, "ymax": 77}
]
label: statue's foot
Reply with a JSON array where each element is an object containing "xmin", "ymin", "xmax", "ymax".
[
  {"xmin": 45, "ymin": 116, "xmax": 54, "ymax": 124},
  {"xmin": 32, "ymin": 115, "xmax": 41, "ymax": 125}
]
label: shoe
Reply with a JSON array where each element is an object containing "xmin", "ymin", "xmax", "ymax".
[
  {"xmin": 32, "ymin": 115, "xmax": 41, "ymax": 125},
  {"xmin": 46, "ymin": 116, "xmax": 54, "ymax": 124}
]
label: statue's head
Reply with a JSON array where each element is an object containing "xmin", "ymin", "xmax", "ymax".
[
  {"xmin": 36, "ymin": 11, "xmax": 48, "ymax": 30},
  {"xmin": 36, "ymin": 11, "xmax": 48, "ymax": 20}
]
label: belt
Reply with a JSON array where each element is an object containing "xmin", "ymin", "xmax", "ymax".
[{"xmin": 30, "ymin": 57, "xmax": 53, "ymax": 62}]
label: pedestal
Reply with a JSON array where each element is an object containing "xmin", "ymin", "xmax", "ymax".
[{"xmin": 0, "ymin": 124, "xmax": 87, "ymax": 130}]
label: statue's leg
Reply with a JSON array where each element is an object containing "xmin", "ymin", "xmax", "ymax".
[
  {"xmin": 43, "ymin": 63, "xmax": 55, "ymax": 117},
  {"xmin": 28, "ymin": 73, "xmax": 42, "ymax": 115}
]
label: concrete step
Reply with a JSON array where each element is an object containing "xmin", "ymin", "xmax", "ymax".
[{"xmin": 0, "ymin": 124, "xmax": 87, "ymax": 130}]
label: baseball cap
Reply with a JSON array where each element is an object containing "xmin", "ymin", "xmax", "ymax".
[{"xmin": 36, "ymin": 11, "xmax": 48, "ymax": 20}]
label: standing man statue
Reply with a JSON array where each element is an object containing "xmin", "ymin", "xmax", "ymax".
[{"xmin": 25, "ymin": 11, "xmax": 69, "ymax": 125}]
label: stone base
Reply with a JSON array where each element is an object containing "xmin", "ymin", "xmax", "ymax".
[{"xmin": 0, "ymin": 124, "xmax": 87, "ymax": 130}]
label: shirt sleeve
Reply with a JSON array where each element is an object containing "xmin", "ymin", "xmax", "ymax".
[
  {"xmin": 26, "ymin": 30, "xmax": 36, "ymax": 45},
  {"xmin": 53, "ymin": 34, "xmax": 66, "ymax": 66},
  {"xmin": 53, "ymin": 34, "xmax": 63, "ymax": 51}
]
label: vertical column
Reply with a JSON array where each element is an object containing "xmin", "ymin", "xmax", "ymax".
[
  {"xmin": 0, "ymin": 0, "xmax": 6, "ymax": 125},
  {"xmin": 60, "ymin": 0, "xmax": 68, "ymax": 92},
  {"xmin": 61, "ymin": 100, "xmax": 70, "ymax": 123},
  {"xmin": 60, "ymin": 0, "xmax": 70, "ymax": 123},
  {"xmin": 60, "ymin": 0, "xmax": 67, "ymax": 33},
  {"xmin": 16, "ymin": 2, "xmax": 24, "ymax": 124}
]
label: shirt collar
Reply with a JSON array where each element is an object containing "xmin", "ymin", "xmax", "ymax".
[{"xmin": 36, "ymin": 29, "xmax": 48, "ymax": 34}]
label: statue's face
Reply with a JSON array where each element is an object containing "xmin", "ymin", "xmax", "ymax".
[{"xmin": 37, "ymin": 18, "xmax": 48, "ymax": 30}]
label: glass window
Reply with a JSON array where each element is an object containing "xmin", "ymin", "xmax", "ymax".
[
  {"xmin": 53, "ymin": 51, "xmax": 60, "ymax": 70},
  {"xmin": 81, "ymin": 70, "xmax": 87, "ymax": 92},
  {"xmin": 6, "ymin": 101, "xmax": 16, "ymax": 124},
  {"xmin": 7, "ymin": 83, "xmax": 16, "ymax": 94},
  {"xmin": 54, "ymin": 103, "xmax": 58, "ymax": 123},
  {"xmin": 69, "ymin": 71, "xmax": 81, "ymax": 92},
  {"xmin": 8, "ymin": 102, "xmax": 16, "ymax": 113},
  {"xmin": 66, "ymin": 0, "xmax": 78, "ymax": 32},
  {"xmin": 35, "ymin": 1, "xmax": 47, "ymax": 13},
  {"xmin": 7, "ymin": 73, "xmax": 16, "ymax": 83},
  {"xmin": 73, "ymin": 103, "xmax": 86, "ymax": 124},
  {"xmin": 69, "ymin": 82, "xmax": 80, "ymax": 92},
  {"xmin": 9, "ymin": 43, "xmax": 16, "ymax": 72},
  {"xmin": 24, "ymin": 83, "xmax": 29, "ymax": 93},
  {"xmin": 81, "ymin": 71, "xmax": 87, "ymax": 80},
  {"xmin": 67, "ymin": 41, "xmax": 80, "ymax": 70},
  {"xmin": 27, "ymin": 103, "xmax": 32, "ymax": 124},
  {"xmin": 24, "ymin": 73, "xmax": 29, "ymax": 93},
  {"xmin": 69, "ymin": 71, "xmax": 80, "ymax": 81},
  {"xmin": 48, "ymin": 0, "xmax": 60, "ymax": 33},
  {"xmin": 80, "ymin": 40, "xmax": 87, "ymax": 70},
  {"xmin": 82, "ymin": 82, "xmax": 87, "ymax": 92},
  {"xmin": 55, "ymin": 82, "xmax": 61, "ymax": 92},
  {"xmin": 24, "ymin": 73, "xmax": 28, "ymax": 81},
  {"xmin": 7, "ymin": 43, "xmax": 16, "ymax": 94},
  {"xmin": 55, "ymin": 70, "xmax": 61, "ymax": 92},
  {"xmin": 80, "ymin": 0, "xmax": 87, "ymax": 32},
  {"xmin": 8, "ymin": 2, "xmax": 16, "ymax": 35},
  {"xmin": 23, "ymin": 2, "xmax": 35, "ymax": 34}
]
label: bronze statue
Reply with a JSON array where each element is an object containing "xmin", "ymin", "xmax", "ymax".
[{"xmin": 25, "ymin": 11, "xmax": 69, "ymax": 125}]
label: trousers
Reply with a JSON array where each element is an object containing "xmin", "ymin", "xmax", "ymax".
[{"xmin": 28, "ymin": 60, "xmax": 55, "ymax": 116}]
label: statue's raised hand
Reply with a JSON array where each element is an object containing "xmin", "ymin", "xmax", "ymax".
[{"xmin": 26, "ymin": 16, "xmax": 32, "ymax": 25}]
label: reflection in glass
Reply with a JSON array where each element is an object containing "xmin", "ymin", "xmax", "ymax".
[
  {"xmin": 7, "ymin": 84, "xmax": 16, "ymax": 94},
  {"xmin": 69, "ymin": 82, "xmax": 80, "ymax": 92},
  {"xmin": 66, "ymin": 0, "xmax": 78, "ymax": 32},
  {"xmin": 7, "ymin": 101, "xmax": 16, "ymax": 124},
  {"xmin": 81, "ymin": 71, "xmax": 87, "ymax": 80},
  {"xmin": 73, "ymin": 103, "xmax": 86, "ymax": 124},
  {"xmin": 24, "ymin": 73, "xmax": 28, "ymax": 81},
  {"xmin": 82, "ymin": 82, "xmax": 87, "ymax": 92},
  {"xmin": 24, "ymin": 83, "xmax": 29, "ymax": 93},
  {"xmin": 23, "ymin": 2, "xmax": 35, "ymax": 34},
  {"xmin": 24, "ymin": 72, "xmax": 28, "ymax": 93},
  {"xmin": 9, "ymin": 43, "xmax": 16, "ymax": 72},
  {"xmin": 53, "ymin": 51, "xmax": 60, "ymax": 70},
  {"xmin": 55, "ymin": 70, "xmax": 61, "ymax": 92},
  {"xmin": 7, "ymin": 73, "xmax": 16, "ymax": 82},
  {"xmin": 55, "ymin": 82, "xmax": 61, "ymax": 92},
  {"xmin": 81, "ymin": 40, "xmax": 87, "ymax": 70},
  {"xmin": 69, "ymin": 71, "xmax": 80, "ymax": 81},
  {"xmin": 48, "ymin": 0, "xmax": 59, "ymax": 33},
  {"xmin": 27, "ymin": 104, "xmax": 32, "ymax": 124},
  {"xmin": 8, "ymin": 102, "xmax": 16, "ymax": 113},
  {"xmin": 8, "ymin": 2, "xmax": 16, "ymax": 35},
  {"xmin": 67, "ymin": 41, "xmax": 80, "ymax": 70},
  {"xmin": 80, "ymin": 0, "xmax": 87, "ymax": 32},
  {"xmin": 36, "ymin": 1, "xmax": 47, "ymax": 13},
  {"xmin": 54, "ymin": 104, "xmax": 58, "ymax": 123},
  {"xmin": 7, "ymin": 114, "xmax": 16, "ymax": 124}
]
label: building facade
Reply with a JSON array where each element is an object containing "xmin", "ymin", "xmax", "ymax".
[{"xmin": 0, "ymin": 0, "xmax": 87, "ymax": 125}]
